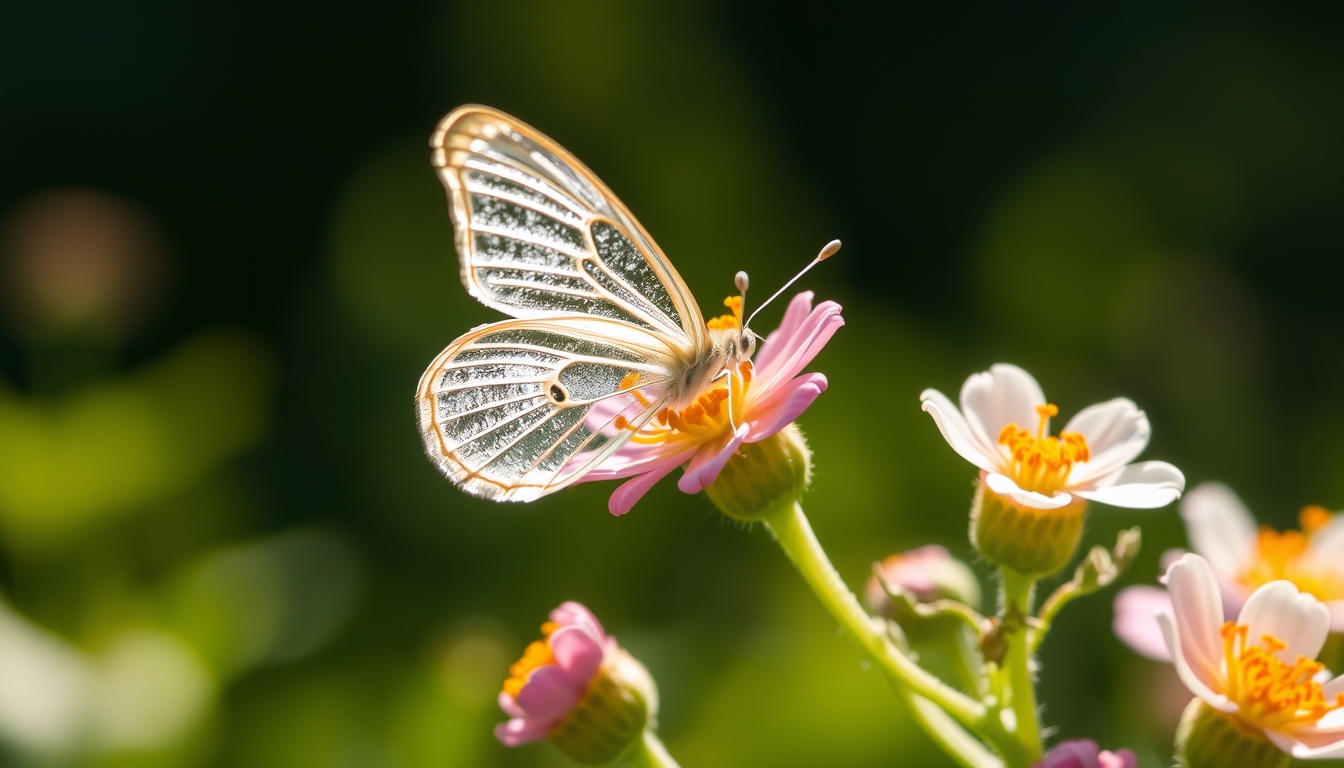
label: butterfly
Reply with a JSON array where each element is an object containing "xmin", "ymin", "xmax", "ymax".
[{"xmin": 416, "ymin": 105, "xmax": 834, "ymax": 503}]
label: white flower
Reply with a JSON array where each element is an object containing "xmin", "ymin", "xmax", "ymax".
[
  {"xmin": 1115, "ymin": 485, "xmax": 1344, "ymax": 663},
  {"xmin": 1160, "ymin": 553, "xmax": 1344, "ymax": 760},
  {"xmin": 920, "ymin": 363, "xmax": 1184, "ymax": 510}
]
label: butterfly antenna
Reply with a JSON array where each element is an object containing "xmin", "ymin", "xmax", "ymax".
[{"xmin": 743, "ymin": 239, "xmax": 841, "ymax": 331}]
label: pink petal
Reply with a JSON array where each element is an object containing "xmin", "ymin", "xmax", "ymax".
[
  {"xmin": 580, "ymin": 440, "xmax": 691, "ymax": 482},
  {"xmin": 920, "ymin": 390, "xmax": 1002, "ymax": 474},
  {"xmin": 1099, "ymin": 749, "xmax": 1137, "ymax": 768},
  {"xmin": 1113, "ymin": 586, "xmax": 1174, "ymax": 662},
  {"xmin": 1179, "ymin": 483, "xmax": 1258, "ymax": 587},
  {"xmin": 677, "ymin": 425, "xmax": 748, "ymax": 494},
  {"xmin": 1265, "ymin": 723, "xmax": 1344, "ymax": 759},
  {"xmin": 1062, "ymin": 398, "xmax": 1150, "ymax": 485},
  {"xmin": 550, "ymin": 601, "xmax": 604, "ymax": 636},
  {"xmin": 745, "ymin": 372, "xmax": 827, "ymax": 442},
  {"xmin": 985, "ymin": 472, "xmax": 1074, "ymax": 510},
  {"xmin": 1160, "ymin": 554, "xmax": 1232, "ymax": 706},
  {"xmin": 753, "ymin": 300, "xmax": 843, "ymax": 394},
  {"xmin": 515, "ymin": 665, "xmax": 582, "ymax": 722},
  {"xmin": 548, "ymin": 625, "xmax": 606, "ymax": 685},
  {"xmin": 958, "ymin": 364, "xmax": 1047, "ymax": 452},
  {"xmin": 752, "ymin": 291, "xmax": 814, "ymax": 372},
  {"xmin": 498, "ymin": 691, "xmax": 527, "ymax": 719},
  {"xmin": 1072, "ymin": 461, "xmax": 1184, "ymax": 508},
  {"xmin": 607, "ymin": 451, "xmax": 694, "ymax": 516},
  {"xmin": 1034, "ymin": 739, "xmax": 1099, "ymax": 768},
  {"xmin": 1235, "ymin": 581, "xmax": 1330, "ymax": 663},
  {"xmin": 495, "ymin": 717, "xmax": 552, "ymax": 747}
]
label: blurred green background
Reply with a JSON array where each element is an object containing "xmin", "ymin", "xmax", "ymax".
[{"xmin": 1, "ymin": 2, "xmax": 1341, "ymax": 766}]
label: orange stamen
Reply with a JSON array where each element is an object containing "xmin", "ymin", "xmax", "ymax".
[
  {"xmin": 1240, "ymin": 506, "xmax": 1344, "ymax": 601},
  {"xmin": 996, "ymin": 403, "xmax": 1089, "ymax": 495},
  {"xmin": 502, "ymin": 621, "xmax": 563, "ymax": 699},
  {"xmin": 1220, "ymin": 621, "xmax": 1344, "ymax": 730}
]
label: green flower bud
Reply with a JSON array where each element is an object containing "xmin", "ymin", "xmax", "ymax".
[
  {"xmin": 970, "ymin": 480, "xmax": 1086, "ymax": 577},
  {"xmin": 1175, "ymin": 698, "xmax": 1289, "ymax": 768},
  {"xmin": 550, "ymin": 649, "xmax": 658, "ymax": 766},
  {"xmin": 705, "ymin": 424, "xmax": 811, "ymax": 522}
]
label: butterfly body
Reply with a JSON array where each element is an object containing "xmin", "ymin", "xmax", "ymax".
[{"xmin": 417, "ymin": 105, "xmax": 748, "ymax": 502}]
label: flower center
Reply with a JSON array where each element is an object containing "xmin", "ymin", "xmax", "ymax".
[
  {"xmin": 1220, "ymin": 621, "xmax": 1344, "ymax": 731},
  {"xmin": 996, "ymin": 404, "xmax": 1090, "ymax": 495},
  {"xmin": 613, "ymin": 296, "xmax": 754, "ymax": 445},
  {"xmin": 1239, "ymin": 506, "xmax": 1344, "ymax": 602},
  {"xmin": 502, "ymin": 620, "xmax": 561, "ymax": 699}
]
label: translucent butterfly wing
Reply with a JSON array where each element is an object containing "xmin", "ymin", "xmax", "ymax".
[
  {"xmin": 430, "ymin": 105, "xmax": 705, "ymax": 350},
  {"xmin": 416, "ymin": 316, "xmax": 677, "ymax": 501}
]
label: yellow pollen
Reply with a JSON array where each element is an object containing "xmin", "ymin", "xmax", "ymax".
[
  {"xmin": 995, "ymin": 403, "xmax": 1089, "ymax": 495},
  {"xmin": 502, "ymin": 621, "xmax": 563, "ymax": 699},
  {"xmin": 1240, "ymin": 506, "xmax": 1344, "ymax": 601},
  {"xmin": 706, "ymin": 295, "xmax": 744, "ymax": 331},
  {"xmin": 1219, "ymin": 621, "xmax": 1344, "ymax": 731},
  {"xmin": 636, "ymin": 361, "xmax": 754, "ymax": 446}
]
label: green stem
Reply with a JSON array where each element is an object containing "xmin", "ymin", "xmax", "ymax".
[
  {"xmin": 765, "ymin": 501, "xmax": 1002, "ymax": 768},
  {"xmin": 1000, "ymin": 569, "xmax": 1043, "ymax": 765},
  {"xmin": 622, "ymin": 730, "xmax": 681, "ymax": 768}
]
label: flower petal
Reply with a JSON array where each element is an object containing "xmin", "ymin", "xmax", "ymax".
[
  {"xmin": 1161, "ymin": 554, "xmax": 1231, "ymax": 702},
  {"xmin": 958, "ymin": 364, "xmax": 1047, "ymax": 452},
  {"xmin": 550, "ymin": 601, "xmax": 605, "ymax": 636},
  {"xmin": 1062, "ymin": 398, "xmax": 1151, "ymax": 485},
  {"xmin": 1035, "ymin": 739, "xmax": 1099, "ymax": 767},
  {"xmin": 1072, "ymin": 461, "xmax": 1184, "ymax": 508},
  {"xmin": 677, "ymin": 425, "xmax": 748, "ymax": 494},
  {"xmin": 753, "ymin": 299, "xmax": 844, "ymax": 394},
  {"xmin": 498, "ymin": 691, "xmax": 527, "ymax": 719},
  {"xmin": 746, "ymin": 372, "xmax": 826, "ymax": 442},
  {"xmin": 920, "ymin": 390, "xmax": 1001, "ymax": 473},
  {"xmin": 515, "ymin": 665, "xmax": 582, "ymax": 722},
  {"xmin": 752, "ymin": 291, "xmax": 813, "ymax": 372},
  {"xmin": 548, "ymin": 625, "xmax": 605, "ymax": 686},
  {"xmin": 1265, "ymin": 726, "xmax": 1344, "ymax": 759},
  {"xmin": 985, "ymin": 471, "xmax": 1073, "ymax": 510},
  {"xmin": 495, "ymin": 716, "xmax": 552, "ymax": 746},
  {"xmin": 1112, "ymin": 586, "xmax": 1174, "ymax": 662},
  {"xmin": 1178, "ymin": 483, "xmax": 1259, "ymax": 588},
  {"xmin": 1236, "ymin": 580, "xmax": 1330, "ymax": 663},
  {"xmin": 606, "ymin": 449, "xmax": 696, "ymax": 516},
  {"xmin": 1304, "ymin": 512, "xmax": 1344, "ymax": 577}
]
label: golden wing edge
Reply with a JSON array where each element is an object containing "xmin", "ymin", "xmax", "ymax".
[
  {"xmin": 428, "ymin": 105, "xmax": 707, "ymax": 345},
  {"xmin": 415, "ymin": 316, "xmax": 677, "ymax": 502}
]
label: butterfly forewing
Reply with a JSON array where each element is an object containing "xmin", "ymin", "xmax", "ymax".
[
  {"xmin": 431, "ymin": 106, "xmax": 705, "ymax": 351},
  {"xmin": 417, "ymin": 317, "xmax": 676, "ymax": 501}
]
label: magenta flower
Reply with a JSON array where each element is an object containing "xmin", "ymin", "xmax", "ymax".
[
  {"xmin": 1033, "ymin": 739, "xmax": 1137, "ymax": 768},
  {"xmin": 495, "ymin": 602, "xmax": 616, "ymax": 746},
  {"xmin": 580, "ymin": 291, "xmax": 843, "ymax": 515}
]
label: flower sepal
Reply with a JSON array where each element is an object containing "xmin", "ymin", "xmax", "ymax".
[
  {"xmin": 704, "ymin": 423, "xmax": 812, "ymax": 522},
  {"xmin": 549, "ymin": 648, "xmax": 658, "ymax": 766},
  {"xmin": 1176, "ymin": 698, "xmax": 1290, "ymax": 768},
  {"xmin": 972, "ymin": 478, "xmax": 1088, "ymax": 577}
]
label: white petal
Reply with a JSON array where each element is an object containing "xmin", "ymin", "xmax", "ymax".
[
  {"xmin": 1062, "ymin": 398, "xmax": 1151, "ymax": 485},
  {"xmin": 1176, "ymin": 483, "xmax": 1260, "ymax": 586},
  {"xmin": 1157, "ymin": 608, "xmax": 1235, "ymax": 712},
  {"xmin": 1236, "ymin": 581, "xmax": 1330, "ymax": 663},
  {"xmin": 919, "ymin": 389, "xmax": 1001, "ymax": 473},
  {"xmin": 1072, "ymin": 461, "xmax": 1184, "ymax": 508},
  {"xmin": 1304, "ymin": 513, "xmax": 1344, "ymax": 575},
  {"xmin": 958, "ymin": 364, "xmax": 1046, "ymax": 455},
  {"xmin": 984, "ymin": 472, "xmax": 1073, "ymax": 510},
  {"xmin": 1163, "ymin": 554, "xmax": 1230, "ymax": 697},
  {"xmin": 1327, "ymin": 601, "xmax": 1344, "ymax": 634},
  {"xmin": 1265, "ymin": 727, "xmax": 1344, "ymax": 759}
]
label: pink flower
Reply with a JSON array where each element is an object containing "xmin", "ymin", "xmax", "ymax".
[
  {"xmin": 865, "ymin": 545, "xmax": 982, "ymax": 613},
  {"xmin": 495, "ymin": 602, "xmax": 615, "ymax": 746},
  {"xmin": 580, "ymin": 291, "xmax": 842, "ymax": 515},
  {"xmin": 1033, "ymin": 739, "xmax": 1136, "ymax": 768},
  {"xmin": 1158, "ymin": 553, "xmax": 1344, "ymax": 760},
  {"xmin": 1114, "ymin": 483, "xmax": 1344, "ymax": 662}
]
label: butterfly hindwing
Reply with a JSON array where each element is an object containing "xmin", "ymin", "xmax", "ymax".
[
  {"xmin": 416, "ymin": 316, "xmax": 676, "ymax": 501},
  {"xmin": 431, "ymin": 106, "xmax": 705, "ymax": 351}
]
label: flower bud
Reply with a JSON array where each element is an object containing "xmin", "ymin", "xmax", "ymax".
[
  {"xmin": 1032, "ymin": 738, "xmax": 1136, "ymax": 768},
  {"xmin": 705, "ymin": 424, "xmax": 811, "ymax": 522},
  {"xmin": 971, "ymin": 478, "xmax": 1086, "ymax": 577},
  {"xmin": 1175, "ymin": 698, "xmax": 1289, "ymax": 768},
  {"xmin": 866, "ymin": 546, "xmax": 982, "ymax": 615},
  {"xmin": 496, "ymin": 602, "xmax": 660, "ymax": 765}
]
